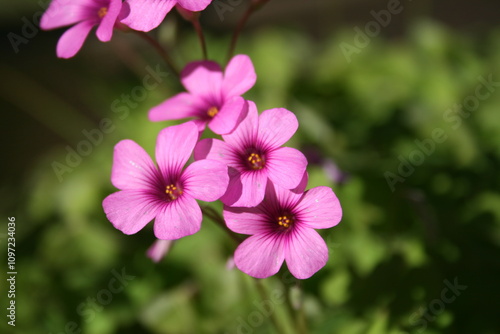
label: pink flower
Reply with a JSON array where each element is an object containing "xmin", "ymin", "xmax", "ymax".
[
  {"xmin": 149, "ymin": 55, "xmax": 256, "ymax": 135},
  {"xmin": 40, "ymin": 0, "xmax": 123, "ymax": 58},
  {"xmin": 121, "ymin": 0, "xmax": 213, "ymax": 32},
  {"xmin": 103, "ymin": 122, "xmax": 229, "ymax": 240},
  {"xmin": 224, "ymin": 178, "xmax": 342, "ymax": 279},
  {"xmin": 194, "ymin": 101, "xmax": 308, "ymax": 207}
]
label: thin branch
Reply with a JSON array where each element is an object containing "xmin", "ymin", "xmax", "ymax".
[
  {"xmin": 135, "ymin": 31, "xmax": 180, "ymax": 77},
  {"xmin": 255, "ymin": 279, "xmax": 288, "ymax": 334},
  {"xmin": 201, "ymin": 206, "xmax": 242, "ymax": 244},
  {"xmin": 282, "ymin": 274, "xmax": 309, "ymax": 334},
  {"xmin": 226, "ymin": 0, "xmax": 271, "ymax": 62},
  {"xmin": 192, "ymin": 18, "xmax": 208, "ymax": 60}
]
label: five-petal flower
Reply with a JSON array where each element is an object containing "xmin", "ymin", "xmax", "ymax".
[
  {"xmin": 103, "ymin": 121, "xmax": 229, "ymax": 240},
  {"xmin": 40, "ymin": 0, "xmax": 123, "ymax": 58},
  {"xmin": 194, "ymin": 101, "xmax": 308, "ymax": 207},
  {"xmin": 149, "ymin": 55, "xmax": 256, "ymax": 135},
  {"xmin": 224, "ymin": 178, "xmax": 342, "ymax": 279}
]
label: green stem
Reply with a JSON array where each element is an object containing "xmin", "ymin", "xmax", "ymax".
[
  {"xmin": 255, "ymin": 279, "xmax": 287, "ymax": 334},
  {"xmin": 135, "ymin": 31, "xmax": 180, "ymax": 77},
  {"xmin": 283, "ymin": 276, "xmax": 309, "ymax": 334},
  {"xmin": 201, "ymin": 206, "xmax": 242, "ymax": 244},
  {"xmin": 297, "ymin": 304, "xmax": 308, "ymax": 334},
  {"xmin": 192, "ymin": 18, "xmax": 208, "ymax": 60},
  {"xmin": 226, "ymin": 0, "xmax": 271, "ymax": 62}
]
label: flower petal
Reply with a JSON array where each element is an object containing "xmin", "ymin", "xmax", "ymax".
[
  {"xmin": 191, "ymin": 119, "xmax": 209, "ymax": 132},
  {"xmin": 266, "ymin": 147, "xmax": 308, "ymax": 190},
  {"xmin": 221, "ymin": 170, "xmax": 267, "ymax": 207},
  {"xmin": 153, "ymin": 195, "xmax": 202, "ymax": 239},
  {"xmin": 257, "ymin": 108, "xmax": 298, "ymax": 150},
  {"xmin": 182, "ymin": 159, "xmax": 229, "ymax": 202},
  {"xmin": 223, "ymin": 205, "xmax": 269, "ymax": 235},
  {"xmin": 146, "ymin": 239, "xmax": 173, "ymax": 263},
  {"xmin": 103, "ymin": 190, "xmax": 159, "ymax": 234},
  {"xmin": 175, "ymin": 4, "xmax": 196, "ymax": 21},
  {"xmin": 222, "ymin": 54, "xmax": 257, "ymax": 98},
  {"xmin": 222, "ymin": 100, "xmax": 258, "ymax": 150},
  {"xmin": 120, "ymin": 0, "xmax": 176, "ymax": 32},
  {"xmin": 208, "ymin": 96, "xmax": 248, "ymax": 135},
  {"xmin": 234, "ymin": 233, "xmax": 285, "ymax": 279},
  {"xmin": 218, "ymin": 167, "xmax": 242, "ymax": 206},
  {"xmin": 40, "ymin": 0, "xmax": 95, "ymax": 30},
  {"xmin": 56, "ymin": 20, "xmax": 95, "ymax": 58},
  {"xmin": 293, "ymin": 172, "xmax": 309, "ymax": 193},
  {"xmin": 181, "ymin": 60, "xmax": 223, "ymax": 104},
  {"xmin": 111, "ymin": 139, "xmax": 157, "ymax": 190},
  {"xmin": 176, "ymin": 0, "xmax": 213, "ymax": 11},
  {"xmin": 295, "ymin": 186, "xmax": 342, "ymax": 229},
  {"xmin": 149, "ymin": 92, "xmax": 207, "ymax": 122},
  {"xmin": 96, "ymin": 0, "xmax": 122, "ymax": 41},
  {"xmin": 285, "ymin": 226, "xmax": 328, "ymax": 279},
  {"xmin": 194, "ymin": 138, "xmax": 239, "ymax": 165},
  {"xmin": 263, "ymin": 179, "xmax": 302, "ymax": 213},
  {"xmin": 155, "ymin": 121, "xmax": 198, "ymax": 177}
]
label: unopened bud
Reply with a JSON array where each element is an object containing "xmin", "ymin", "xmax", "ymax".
[{"xmin": 147, "ymin": 239, "xmax": 174, "ymax": 263}]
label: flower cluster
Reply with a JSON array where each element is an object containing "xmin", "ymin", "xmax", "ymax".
[
  {"xmin": 42, "ymin": 0, "xmax": 343, "ymax": 280},
  {"xmin": 40, "ymin": 0, "xmax": 213, "ymax": 58},
  {"xmin": 102, "ymin": 55, "xmax": 343, "ymax": 279}
]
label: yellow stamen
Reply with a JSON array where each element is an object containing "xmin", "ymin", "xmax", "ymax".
[
  {"xmin": 207, "ymin": 106, "xmax": 219, "ymax": 118},
  {"xmin": 278, "ymin": 215, "xmax": 293, "ymax": 229},
  {"xmin": 98, "ymin": 7, "xmax": 108, "ymax": 19},
  {"xmin": 247, "ymin": 153, "xmax": 264, "ymax": 170},
  {"xmin": 165, "ymin": 184, "xmax": 182, "ymax": 201}
]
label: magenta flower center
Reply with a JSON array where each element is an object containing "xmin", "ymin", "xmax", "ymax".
[
  {"xmin": 165, "ymin": 184, "xmax": 183, "ymax": 201},
  {"xmin": 207, "ymin": 106, "xmax": 219, "ymax": 118},
  {"xmin": 277, "ymin": 214, "xmax": 295, "ymax": 230},
  {"xmin": 98, "ymin": 7, "xmax": 108, "ymax": 19},
  {"xmin": 246, "ymin": 153, "xmax": 265, "ymax": 170}
]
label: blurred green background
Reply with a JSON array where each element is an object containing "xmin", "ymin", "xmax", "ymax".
[{"xmin": 1, "ymin": 0, "xmax": 500, "ymax": 333}]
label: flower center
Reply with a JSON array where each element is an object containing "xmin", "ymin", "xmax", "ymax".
[
  {"xmin": 98, "ymin": 7, "xmax": 108, "ymax": 19},
  {"xmin": 207, "ymin": 106, "xmax": 219, "ymax": 118},
  {"xmin": 165, "ymin": 184, "xmax": 183, "ymax": 201},
  {"xmin": 247, "ymin": 153, "xmax": 265, "ymax": 170},
  {"xmin": 277, "ymin": 215, "xmax": 295, "ymax": 229}
]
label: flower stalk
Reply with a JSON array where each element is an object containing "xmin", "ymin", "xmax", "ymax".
[
  {"xmin": 284, "ymin": 278, "xmax": 309, "ymax": 334},
  {"xmin": 227, "ymin": 0, "xmax": 271, "ymax": 62},
  {"xmin": 192, "ymin": 17, "xmax": 208, "ymax": 60},
  {"xmin": 254, "ymin": 279, "xmax": 288, "ymax": 334},
  {"xmin": 135, "ymin": 31, "xmax": 180, "ymax": 77},
  {"xmin": 201, "ymin": 206, "xmax": 243, "ymax": 244}
]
